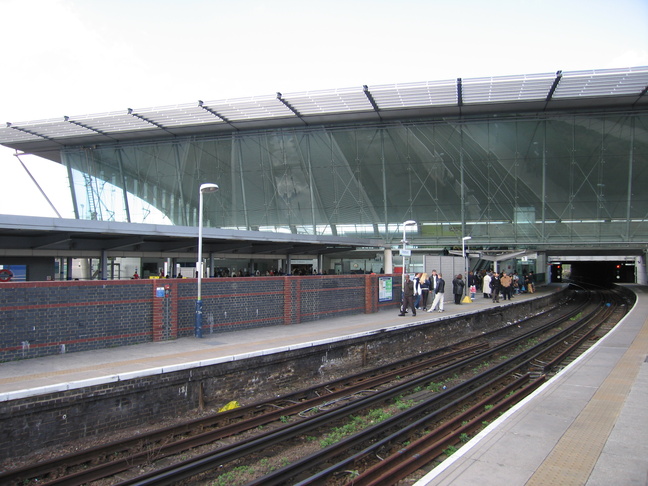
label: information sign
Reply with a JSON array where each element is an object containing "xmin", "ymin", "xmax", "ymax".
[{"xmin": 378, "ymin": 276, "xmax": 393, "ymax": 302}]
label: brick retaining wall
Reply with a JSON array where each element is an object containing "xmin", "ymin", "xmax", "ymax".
[{"xmin": 0, "ymin": 275, "xmax": 402, "ymax": 362}]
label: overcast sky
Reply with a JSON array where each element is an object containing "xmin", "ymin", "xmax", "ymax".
[{"xmin": 2, "ymin": 0, "xmax": 647, "ymax": 217}]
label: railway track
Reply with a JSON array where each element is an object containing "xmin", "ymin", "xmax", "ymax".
[
  {"xmin": 0, "ymin": 344, "xmax": 489, "ymax": 485},
  {"xmin": 1, "ymin": 287, "xmax": 628, "ymax": 486}
]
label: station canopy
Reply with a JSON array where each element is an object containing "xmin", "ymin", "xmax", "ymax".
[
  {"xmin": 0, "ymin": 214, "xmax": 370, "ymax": 258},
  {"xmin": 2, "ymin": 67, "xmax": 647, "ymax": 163}
]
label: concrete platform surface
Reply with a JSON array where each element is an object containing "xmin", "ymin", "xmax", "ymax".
[{"xmin": 416, "ymin": 285, "xmax": 648, "ymax": 486}]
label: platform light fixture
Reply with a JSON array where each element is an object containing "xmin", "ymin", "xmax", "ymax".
[
  {"xmin": 195, "ymin": 182, "xmax": 219, "ymax": 338},
  {"xmin": 401, "ymin": 220, "xmax": 417, "ymax": 303},
  {"xmin": 462, "ymin": 236, "xmax": 472, "ymax": 297}
]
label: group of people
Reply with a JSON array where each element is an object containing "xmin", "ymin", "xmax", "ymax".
[
  {"xmin": 399, "ymin": 269, "xmax": 451, "ymax": 316},
  {"xmin": 481, "ymin": 270, "xmax": 534, "ymax": 302},
  {"xmin": 399, "ymin": 269, "xmax": 536, "ymax": 315}
]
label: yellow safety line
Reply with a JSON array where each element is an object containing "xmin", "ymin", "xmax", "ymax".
[{"xmin": 526, "ymin": 315, "xmax": 648, "ymax": 486}]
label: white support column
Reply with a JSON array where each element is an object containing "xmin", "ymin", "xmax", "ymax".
[
  {"xmin": 384, "ymin": 249, "xmax": 393, "ymax": 274},
  {"xmin": 636, "ymin": 255, "xmax": 647, "ymax": 285}
]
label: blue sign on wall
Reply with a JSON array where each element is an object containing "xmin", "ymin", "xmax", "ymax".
[{"xmin": 0, "ymin": 265, "xmax": 26, "ymax": 281}]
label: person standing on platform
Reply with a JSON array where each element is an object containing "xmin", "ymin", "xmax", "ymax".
[
  {"xmin": 512, "ymin": 272, "xmax": 520, "ymax": 294},
  {"xmin": 500, "ymin": 272, "xmax": 512, "ymax": 300},
  {"xmin": 419, "ymin": 272, "xmax": 431, "ymax": 310},
  {"xmin": 490, "ymin": 272, "xmax": 501, "ymax": 303},
  {"xmin": 468, "ymin": 271, "xmax": 477, "ymax": 297},
  {"xmin": 430, "ymin": 270, "xmax": 439, "ymax": 295},
  {"xmin": 399, "ymin": 274, "xmax": 416, "ymax": 316},
  {"xmin": 526, "ymin": 271, "xmax": 535, "ymax": 293},
  {"xmin": 483, "ymin": 272, "xmax": 491, "ymax": 299},
  {"xmin": 427, "ymin": 272, "xmax": 445, "ymax": 312},
  {"xmin": 413, "ymin": 273, "xmax": 422, "ymax": 309},
  {"xmin": 452, "ymin": 274, "xmax": 465, "ymax": 304}
]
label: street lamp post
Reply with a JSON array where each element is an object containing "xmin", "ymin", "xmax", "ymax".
[
  {"xmin": 401, "ymin": 220, "xmax": 417, "ymax": 302},
  {"xmin": 195, "ymin": 183, "xmax": 219, "ymax": 338},
  {"xmin": 462, "ymin": 236, "xmax": 472, "ymax": 297}
]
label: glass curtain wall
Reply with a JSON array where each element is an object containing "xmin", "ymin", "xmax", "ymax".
[{"xmin": 61, "ymin": 111, "xmax": 648, "ymax": 248}]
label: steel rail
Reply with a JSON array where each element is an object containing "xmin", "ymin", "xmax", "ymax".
[
  {"xmin": 539, "ymin": 288, "xmax": 626, "ymax": 371},
  {"xmin": 245, "ymin": 292, "xmax": 616, "ymax": 485},
  {"xmin": 351, "ymin": 292, "xmax": 625, "ymax": 486},
  {"xmin": 347, "ymin": 375, "xmax": 548, "ymax": 485},
  {"xmin": 0, "ymin": 343, "xmax": 485, "ymax": 485},
  {"xmin": 2, "ymin": 289, "xmax": 587, "ymax": 486},
  {"xmin": 124, "ymin": 293, "xmax": 596, "ymax": 485},
  {"xmin": 3, "ymin": 295, "xmax": 571, "ymax": 485}
]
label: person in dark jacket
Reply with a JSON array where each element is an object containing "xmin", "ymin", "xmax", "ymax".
[
  {"xmin": 525, "ymin": 271, "xmax": 535, "ymax": 293},
  {"xmin": 413, "ymin": 273, "xmax": 422, "ymax": 309},
  {"xmin": 419, "ymin": 272, "xmax": 431, "ymax": 310},
  {"xmin": 490, "ymin": 272, "xmax": 501, "ymax": 303},
  {"xmin": 427, "ymin": 272, "xmax": 446, "ymax": 312},
  {"xmin": 399, "ymin": 274, "xmax": 416, "ymax": 316},
  {"xmin": 452, "ymin": 274, "xmax": 465, "ymax": 304}
]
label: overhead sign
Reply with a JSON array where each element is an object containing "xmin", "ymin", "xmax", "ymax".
[{"xmin": 400, "ymin": 249, "xmax": 411, "ymax": 257}]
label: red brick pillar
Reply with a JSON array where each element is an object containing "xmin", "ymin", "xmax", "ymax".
[
  {"xmin": 283, "ymin": 277, "xmax": 301, "ymax": 325},
  {"xmin": 168, "ymin": 282, "xmax": 178, "ymax": 339},
  {"xmin": 364, "ymin": 274, "xmax": 378, "ymax": 314},
  {"xmin": 152, "ymin": 281, "xmax": 178, "ymax": 341}
]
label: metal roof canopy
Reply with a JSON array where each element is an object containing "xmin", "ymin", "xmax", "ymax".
[
  {"xmin": 2, "ymin": 67, "xmax": 647, "ymax": 162},
  {"xmin": 0, "ymin": 215, "xmax": 377, "ymax": 258}
]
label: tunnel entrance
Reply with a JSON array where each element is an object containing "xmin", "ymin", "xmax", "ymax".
[{"xmin": 550, "ymin": 260, "xmax": 636, "ymax": 285}]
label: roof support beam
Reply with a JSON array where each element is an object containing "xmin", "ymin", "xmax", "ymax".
[
  {"xmin": 198, "ymin": 100, "xmax": 237, "ymax": 129},
  {"xmin": 127, "ymin": 108, "xmax": 173, "ymax": 135},
  {"xmin": 640, "ymin": 85, "xmax": 648, "ymax": 97},
  {"xmin": 64, "ymin": 116, "xmax": 114, "ymax": 139},
  {"xmin": 545, "ymin": 70, "xmax": 563, "ymax": 104},
  {"xmin": 5, "ymin": 123, "xmax": 56, "ymax": 142},
  {"xmin": 13, "ymin": 152, "xmax": 63, "ymax": 219},
  {"xmin": 276, "ymin": 92, "xmax": 306, "ymax": 124},
  {"xmin": 363, "ymin": 85, "xmax": 381, "ymax": 118}
]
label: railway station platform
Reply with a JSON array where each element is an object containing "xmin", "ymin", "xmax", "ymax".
[
  {"xmin": 0, "ymin": 286, "xmax": 557, "ymax": 399},
  {"xmin": 417, "ymin": 285, "xmax": 648, "ymax": 486}
]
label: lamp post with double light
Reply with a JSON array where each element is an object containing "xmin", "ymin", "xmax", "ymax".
[
  {"xmin": 462, "ymin": 235, "xmax": 472, "ymax": 297},
  {"xmin": 195, "ymin": 183, "xmax": 219, "ymax": 338}
]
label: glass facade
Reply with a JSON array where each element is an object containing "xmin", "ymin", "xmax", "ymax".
[{"xmin": 61, "ymin": 110, "xmax": 648, "ymax": 249}]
